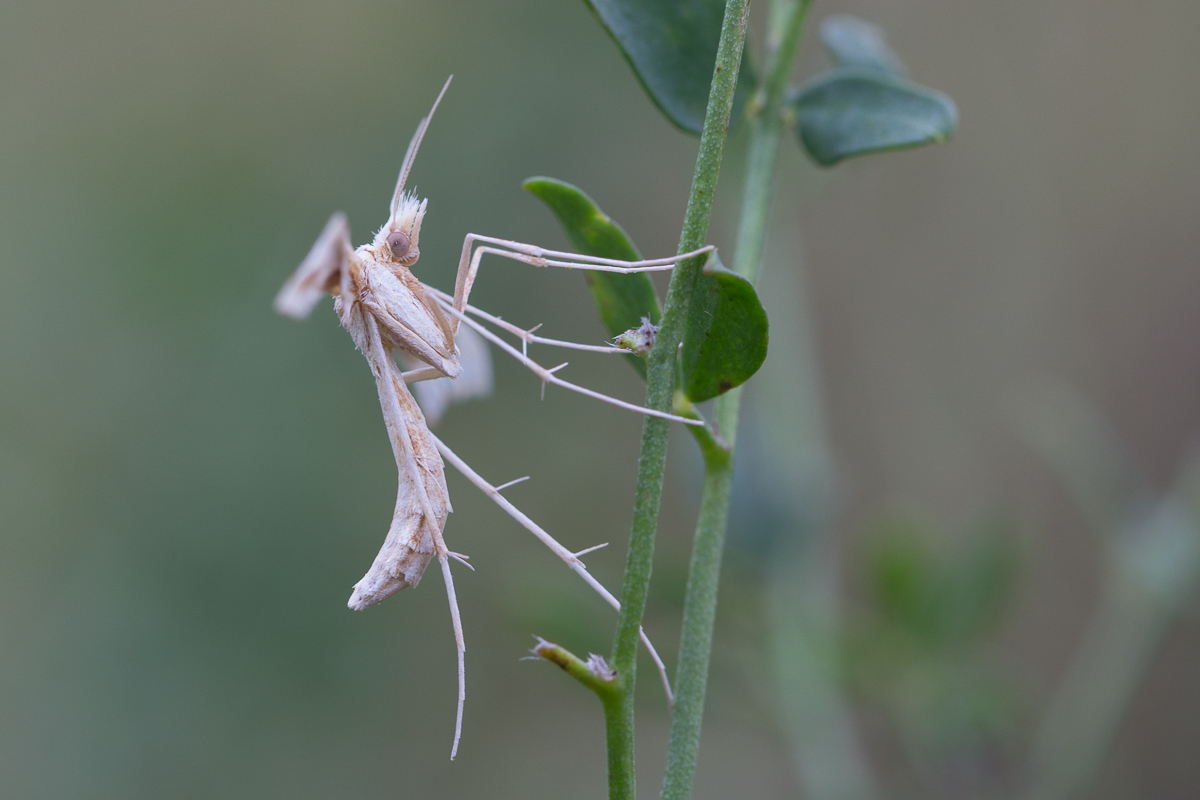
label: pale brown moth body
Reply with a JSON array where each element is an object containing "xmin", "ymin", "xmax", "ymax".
[
  {"xmin": 341, "ymin": 194, "xmax": 458, "ymax": 609},
  {"xmin": 276, "ymin": 92, "xmax": 461, "ymax": 611},
  {"xmin": 275, "ymin": 76, "xmax": 714, "ymax": 759}
]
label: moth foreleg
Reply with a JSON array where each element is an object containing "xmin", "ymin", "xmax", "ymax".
[{"xmin": 449, "ymin": 231, "xmax": 714, "ymax": 337}]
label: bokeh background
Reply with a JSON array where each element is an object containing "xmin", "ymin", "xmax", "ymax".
[{"xmin": 2, "ymin": 0, "xmax": 1199, "ymax": 798}]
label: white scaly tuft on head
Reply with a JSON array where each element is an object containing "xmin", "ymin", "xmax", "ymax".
[
  {"xmin": 377, "ymin": 191, "xmax": 428, "ymax": 245},
  {"xmin": 374, "ymin": 190, "xmax": 428, "ymax": 265}
]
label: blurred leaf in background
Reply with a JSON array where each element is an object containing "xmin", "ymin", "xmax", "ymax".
[
  {"xmin": 583, "ymin": 0, "xmax": 756, "ymax": 133},
  {"xmin": 791, "ymin": 14, "xmax": 956, "ymax": 166},
  {"xmin": 844, "ymin": 510, "xmax": 1022, "ymax": 795},
  {"xmin": 792, "ymin": 71, "xmax": 958, "ymax": 166},
  {"xmin": 818, "ymin": 14, "xmax": 907, "ymax": 77}
]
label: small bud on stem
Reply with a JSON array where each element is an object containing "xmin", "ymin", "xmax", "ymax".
[
  {"xmin": 612, "ymin": 317, "xmax": 658, "ymax": 356},
  {"xmin": 532, "ymin": 637, "xmax": 619, "ymax": 697}
]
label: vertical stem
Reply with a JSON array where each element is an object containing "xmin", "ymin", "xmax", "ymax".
[
  {"xmin": 1027, "ymin": 489, "xmax": 1200, "ymax": 800},
  {"xmin": 606, "ymin": 3, "xmax": 750, "ymax": 799},
  {"xmin": 1027, "ymin": 583, "xmax": 1170, "ymax": 800},
  {"xmin": 731, "ymin": 0, "xmax": 812, "ymax": 289},
  {"xmin": 1020, "ymin": 400, "xmax": 1200, "ymax": 800},
  {"xmin": 661, "ymin": 3, "xmax": 812, "ymax": 800},
  {"xmin": 659, "ymin": 451, "xmax": 734, "ymax": 800},
  {"xmin": 603, "ymin": 690, "xmax": 636, "ymax": 800}
]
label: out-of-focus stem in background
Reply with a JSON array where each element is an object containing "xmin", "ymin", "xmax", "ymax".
[
  {"xmin": 664, "ymin": 2, "xmax": 880, "ymax": 799},
  {"xmin": 1016, "ymin": 382, "xmax": 1200, "ymax": 800}
]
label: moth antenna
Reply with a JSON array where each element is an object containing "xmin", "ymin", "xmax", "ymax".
[{"xmin": 391, "ymin": 75, "xmax": 453, "ymax": 217}]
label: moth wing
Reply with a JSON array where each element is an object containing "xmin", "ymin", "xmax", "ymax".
[
  {"xmin": 410, "ymin": 321, "xmax": 493, "ymax": 426},
  {"xmin": 344, "ymin": 308, "xmax": 449, "ymax": 609},
  {"xmin": 363, "ymin": 264, "xmax": 461, "ymax": 376},
  {"xmin": 274, "ymin": 212, "xmax": 351, "ymax": 319}
]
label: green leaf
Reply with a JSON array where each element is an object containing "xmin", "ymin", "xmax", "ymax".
[
  {"xmin": 680, "ymin": 252, "xmax": 768, "ymax": 402},
  {"xmin": 522, "ymin": 176, "xmax": 659, "ymax": 378},
  {"xmin": 945, "ymin": 515, "xmax": 1019, "ymax": 641},
  {"xmin": 868, "ymin": 517, "xmax": 943, "ymax": 645},
  {"xmin": 792, "ymin": 70, "xmax": 957, "ymax": 166},
  {"xmin": 866, "ymin": 513, "xmax": 1017, "ymax": 649},
  {"xmin": 583, "ymin": 0, "xmax": 756, "ymax": 135},
  {"xmin": 819, "ymin": 14, "xmax": 906, "ymax": 77}
]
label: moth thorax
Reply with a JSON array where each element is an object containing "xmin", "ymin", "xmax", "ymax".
[{"xmin": 386, "ymin": 230, "xmax": 411, "ymax": 260}]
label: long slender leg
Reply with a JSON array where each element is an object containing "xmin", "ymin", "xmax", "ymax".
[
  {"xmin": 363, "ymin": 313, "xmax": 468, "ymax": 758},
  {"xmin": 470, "ymin": 245, "xmax": 707, "ymax": 274},
  {"xmin": 431, "ymin": 290, "xmax": 626, "ymax": 356},
  {"xmin": 431, "ymin": 432, "xmax": 675, "ymax": 708},
  {"xmin": 461, "ymin": 233, "xmax": 716, "ymax": 279},
  {"xmin": 401, "ymin": 366, "xmax": 446, "ymax": 384},
  {"xmin": 437, "ymin": 553, "xmax": 466, "ymax": 760},
  {"xmin": 450, "ymin": 232, "xmax": 715, "ymax": 336},
  {"xmin": 431, "ymin": 295, "xmax": 702, "ymax": 427},
  {"xmin": 364, "ymin": 315, "xmax": 446, "ymax": 546}
]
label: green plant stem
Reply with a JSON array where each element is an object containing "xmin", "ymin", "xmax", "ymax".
[
  {"xmin": 605, "ymin": 3, "xmax": 750, "ymax": 799},
  {"xmin": 602, "ymin": 688, "xmax": 635, "ymax": 800},
  {"xmin": 661, "ymin": 3, "xmax": 812, "ymax": 800},
  {"xmin": 533, "ymin": 639, "xmax": 619, "ymax": 696},
  {"xmin": 732, "ymin": 0, "xmax": 812, "ymax": 288}
]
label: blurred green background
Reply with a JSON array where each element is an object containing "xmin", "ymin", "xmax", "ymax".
[{"xmin": 2, "ymin": 0, "xmax": 1198, "ymax": 798}]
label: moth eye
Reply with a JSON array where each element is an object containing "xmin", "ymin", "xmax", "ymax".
[{"xmin": 386, "ymin": 230, "xmax": 411, "ymax": 260}]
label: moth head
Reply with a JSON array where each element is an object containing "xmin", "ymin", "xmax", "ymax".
[{"xmin": 376, "ymin": 190, "xmax": 427, "ymax": 267}]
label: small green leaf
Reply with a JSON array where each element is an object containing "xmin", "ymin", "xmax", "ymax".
[
  {"xmin": 680, "ymin": 253, "xmax": 768, "ymax": 402},
  {"xmin": 866, "ymin": 513, "xmax": 1017, "ymax": 649},
  {"xmin": 819, "ymin": 14, "xmax": 906, "ymax": 77},
  {"xmin": 868, "ymin": 518, "xmax": 943, "ymax": 645},
  {"xmin": 522, "ymin": 176, "xmax": 659, "ymax": 378},
  {"xmin": 583, "ymin": 0, "xmax": 756, "ymax": 135},
  {"xmin": 945, "ymin": 515, "xmax": 1019, "ymax": 641},
  {"xmin": 793, "ymin": 70, "xmax": 958, "ymax": 166}
]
